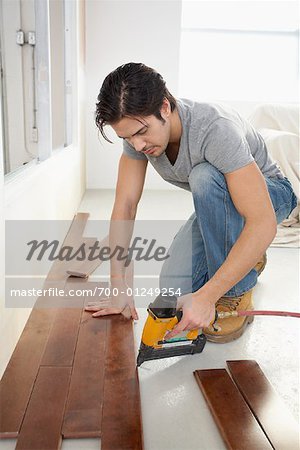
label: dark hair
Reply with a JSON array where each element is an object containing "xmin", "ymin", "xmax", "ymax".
[{"xmin": 95, "ymin": 62, "xmax": 177, "ymax": 142}]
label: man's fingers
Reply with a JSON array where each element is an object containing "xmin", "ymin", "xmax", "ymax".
[
  {"xmin": 131, "ymin": 306, "xmax": 139, "ymax": 320},
  {"xmin": 120, "ymin": 304, "xmax": 139, "ymax": 320},
  {"xmin": 86, "ymin": 297, "xmax": 138, "ymax": 320},
  {"xmin": 92, "ymin": 307, "xmax": 121, "ymax": 317},
  {"xmin": 165, "ymin": 320, "xmax": 188, "ymax": 339},
  {"xmin": 85, "ymin": 302, "xmax": 110, "ymax": 311}
]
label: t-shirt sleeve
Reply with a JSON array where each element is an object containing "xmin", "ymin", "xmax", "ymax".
[
  {"xmin": 202, "ymin": 118, "xmax": 254, "ymax": 173},
  {"xmin": 122, "ymin": 139, "xmax": 148, "ymax": 160}
]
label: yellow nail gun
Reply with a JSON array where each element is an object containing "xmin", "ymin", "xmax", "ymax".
[
  {"xmin": 137, "ymin": 294, "xmax": 300, "ymax": 367},
  {"xmin": 137, "ymin": 293, "xmax": 208, "ymax": 367}
]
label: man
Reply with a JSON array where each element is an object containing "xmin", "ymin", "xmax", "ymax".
[{"xmin": 86, "ymin": 62, "xmax": 297, "ymax": 343}]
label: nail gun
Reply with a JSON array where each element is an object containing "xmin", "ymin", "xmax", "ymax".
[
  {"xmin": 137, "ymin": 294, "xmax": 209, "ymax": 367},
  {"xmin": 136, "ymin": 293, "xmax": 300, "ymax": 367}
]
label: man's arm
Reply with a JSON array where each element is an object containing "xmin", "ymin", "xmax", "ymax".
[
  {"xmin": 110, "ymin": 154, "xmax": 148, "ymax": 281},
  {"xmin": 201, "ymin": 161, "xmax": 277, "ymax": 299},
  {"xmin": 166, "ymin": 161, "xmax": 277, "ymax": 337},
  {"xmin": 85, "ymin": 154, "xmax": 147, "ymax": 318}
]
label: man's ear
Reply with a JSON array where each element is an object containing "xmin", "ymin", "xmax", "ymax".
[{"xmin": 160, "ymin": 98, "xmax": 171, "ymax": 119}]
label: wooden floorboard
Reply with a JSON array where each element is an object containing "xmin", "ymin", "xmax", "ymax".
[
  {"xmin": 40, "ymin": 307, "xmax": 83, "ymax": 367},
  {"xmin": 15, "ymin": 366, "xmax": 71, "ymax": 450},
  {"xmin": 0, "ymin": 308, "xmax": 56, "ymax": 438},
  {"xmin": 227, "ymin": 360, "xmax": 299, "ymax": 450},
  {"xmin": 61, "ymin": 310, "xmax": 108, "ymax": 438},
  {"xmin": 63, "ymin": 212, "xmax": 90, "ymax": 247},
  {"xmin": 64, "ymin": 279, "xmax": 109, "ymax": 300},
  {"xmin": 194, "ymin": 369, "xmax": 273, "ymax": 450},
  {"xmin": 101, "ymin": 315, "xmax": 143, "ymax": 450},
  {"xmin": 1, "ymin": 213, "xmax": 144, "ymax": 446},
  {"xmin": 0, "ymin": 213, "xmax": 88, "ymax": 438},
  {"xmin": 67, "ymin": 235, "xmax": 109, "ymax": 278},
  {"xmin": 44, "ymin": 237, "xmax": 97, "ymax": 291},
  {"xmin": 43, "ymin": 213, "xmax": 91, "ymax": 291}
]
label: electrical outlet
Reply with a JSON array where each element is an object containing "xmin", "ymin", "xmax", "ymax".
[
  {"xmin": 28, "ymin": 31, "xmax": 36, "ymax": 46},
  {"xmin": 16, "ymin": 30, "xmax": 25, "ymax": 45}
]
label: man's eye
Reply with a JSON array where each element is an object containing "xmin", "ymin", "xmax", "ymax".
[{"xmin": 138, "ymin": 129, "xmax": 147, "ymax": 135}]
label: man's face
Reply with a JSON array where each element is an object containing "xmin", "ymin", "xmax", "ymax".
[{"xmin": 110, "ymin": 106, "xmax": 171, "ymax": 158}]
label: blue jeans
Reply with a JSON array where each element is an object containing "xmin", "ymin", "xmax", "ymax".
[{"xmin": 159, "ymin": 162, "xmax": 298, "ymax": 297}]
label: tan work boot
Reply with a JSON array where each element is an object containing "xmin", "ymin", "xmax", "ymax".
[
  {"xmin": 203, "ymin": 289, "xmax": 254, "ymax": 343},
  {"xmin": 254, "ymin": 252, "xmax": 267, "ymax": 276}
]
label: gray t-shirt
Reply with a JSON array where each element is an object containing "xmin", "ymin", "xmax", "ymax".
[{"xmin": 122, "ymin": 98, "xmax": 284, "ymax": 191}]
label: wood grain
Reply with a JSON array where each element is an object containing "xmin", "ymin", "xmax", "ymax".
[
  {"xmin": 0, "ymin": 213, "xmax": 88, "ymax": 438},
  {"xmin": 67, "ymin": 235, "xmax": 109, "ymax": 278},
  {"xmin": 194, "ymin": 369, "xmax": 273, "ymax": 450},
  {"xmin": 43, "ymin": 212, "xmax": 90, "ymax": 291},
  {"xmin": 0, "ymin": 308, "xmax": 56, "ymax": 438},
  {"xmin": 62, "ymin": 310, "xmax": 108, "ymax": 438},
  {"xmin": 227, "ymin": 360, "xmax": 299, "ymax": 450},
  {"xmin": 101, "ymin": 315, "xmax": 143, "ymax": 450},
  {"xmin": 15, "ymin": 366, "xmax": 71, "ymax": 450},
  {"xmin": 44, "ymin": 236, "xmax": 97, "ymax": 291},
  {"xmin": 1, "ymin": 212, "xmax": 144, "ymax": 447},
  {"xmin": 40, "ymin": 307, "xmax": 83, "ymax": 367}
]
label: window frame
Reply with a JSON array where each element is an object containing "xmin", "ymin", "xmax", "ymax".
[{"xmin": 3, "ymin": 0, "xmax": 77, "ymax": 182}]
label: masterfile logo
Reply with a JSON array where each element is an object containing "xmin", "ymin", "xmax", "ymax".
[
  {"xmin": 5, "ymin": 219, "xmax": 193, "ymax": 308},
  {"xmin": 26, "ymin": 237, "xmax": 169, "ymax": 266}
]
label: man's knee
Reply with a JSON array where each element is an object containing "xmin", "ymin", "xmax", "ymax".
[
  {"xmin": 188, "ymin": 162, "xmax": 226, "ymax": 198},
  {"xmin": 159, "ymin": 260, "xmax": 193, "ymax": 295}
]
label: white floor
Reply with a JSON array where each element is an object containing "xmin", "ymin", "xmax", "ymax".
[{"xmin": 1, "ymin": 189, "xmax": 299, "ymax": 450}]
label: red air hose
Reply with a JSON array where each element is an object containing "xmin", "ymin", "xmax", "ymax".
[
  {"xmin": 238, "ymin": 310, "xmax": 300, "ymax": 318},
  {"xmin": 217, "ymin": 310, "xmax": 300, "ymax": 319}
]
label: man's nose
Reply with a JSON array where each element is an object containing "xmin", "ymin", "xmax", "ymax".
[{"xmin": 132, "ymin": 137, "xmax": 146, "ymax": 152}]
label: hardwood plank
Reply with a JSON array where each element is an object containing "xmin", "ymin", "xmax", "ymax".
[
  {"xmin": 194, "ymin": 369, "xmax": 273, "ymax": 450},
  {"xmin": 63, "ymin": 212, "xmax": 90, "ymax": 247},
  {"xmin": 16, "ymin": 366, "xmax": 71, "ymax": 450},
  {"xmin": 44, "ymin": 237, "xmax": 97, "ymax": 291},
  {"xmin": 227, "ymin": 360, "xmax": 299, "ymax": 450},
  {"xmin": 101, "ymin": 315, "xmax": 143, "ymax": 450},
  {"xmin": 69, "ymin": 236, "xmax": 98, "ymax": 273},
  {"xmin": 35, "ymin": 293, "xmax": 86, "ymax": 309},
  {"xmin": 40, "ymin": 307, "xmax": 83, "ymax": 367},
  {"xmin": 0, "ymin": 212, "xmax": 92, "ymax": 438},
  {"xmin": 67, "ymin": 235, "xmax": 109, "ymax": 278},
  {"xmin": 43, "ymin": 212, "xmax": 91, "ymax": 291},
  {"xmin": 62, "ymin": 311, "xmax": 108, "ymax": 438},
  {"xmin": 64, "ymin": 279, "xmax": 109, "ymax": 301},
  {"xmin": 0, "ymin": 308, "xmax": 56, "ymax": 438}
]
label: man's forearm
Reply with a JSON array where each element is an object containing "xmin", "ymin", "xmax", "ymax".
[
  {"xmin": 199, "ymin": 219, "xmax": 277, "ymax": 301},
  {"xmin": 109, "ymin": 203, "xmax": 136, "ymax": 283}
]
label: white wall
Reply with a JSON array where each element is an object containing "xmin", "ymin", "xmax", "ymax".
[
  {"xmin": 85, "ymin": 0, "xmax": 182, "ymax": 190},
  {"xmin": 0, "ymin": 1, "xmax": 87, "ymax": 378}
]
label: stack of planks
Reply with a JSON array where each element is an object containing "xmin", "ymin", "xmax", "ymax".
[
  {"xmin": 0, "ymin": 213, "xmax": 143, "ymax": 449},
  {"xmin": 194, "ymin": 360, "xmax": 299, "ymax": 450}
]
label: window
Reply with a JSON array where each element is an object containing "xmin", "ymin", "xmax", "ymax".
[
  {"xmin": 0, "ymin": 0, "xmax": 76, "ymax": 176},
  {"xmin": 179, "ymin": 1, "xmax": 299, "ymax": 103}
]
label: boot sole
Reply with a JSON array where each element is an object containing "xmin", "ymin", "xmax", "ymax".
[{"xmin": 205, "ymin": 315, "xmax": 254, "ymax": 344}]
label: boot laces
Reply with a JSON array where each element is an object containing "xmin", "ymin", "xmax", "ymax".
[{"xmin": 216, "ymin": 296, "xmax": 243, "ymax": 311}]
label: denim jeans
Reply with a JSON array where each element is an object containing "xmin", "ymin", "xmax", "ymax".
[{"xmin": 159, "ymin": 162, "xmax": 298, "ymax": 297}]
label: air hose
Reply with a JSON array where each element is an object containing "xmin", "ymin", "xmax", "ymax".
[{"xmin": 217, "ymin": 310, "xmax": 300, "ymax": 319}]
